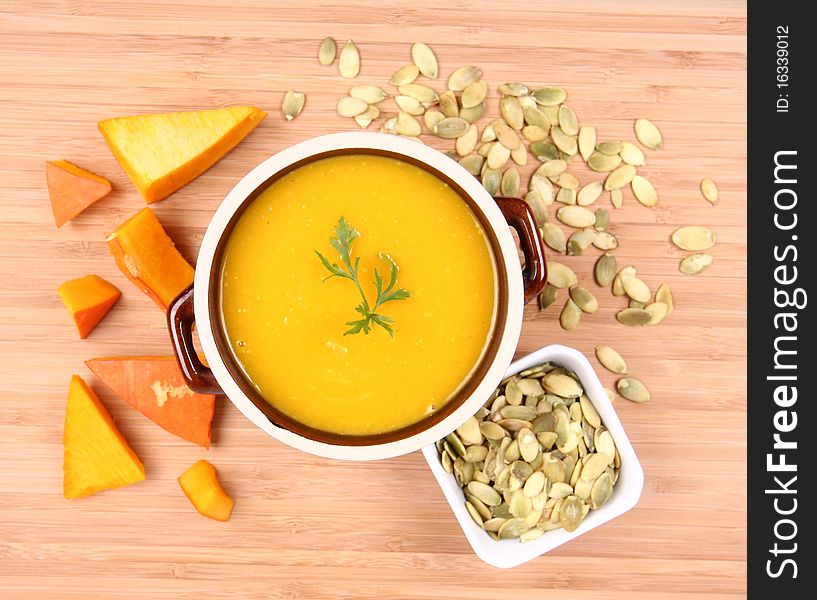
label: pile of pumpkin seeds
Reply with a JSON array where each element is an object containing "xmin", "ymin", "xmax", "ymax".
[
  {"xmin": 293, "ymin": 38, "xmax": 722, "ymax": 331},
  {"xmin": 435, "ymin": 361, "xmax": 620, "ymax": 542}
]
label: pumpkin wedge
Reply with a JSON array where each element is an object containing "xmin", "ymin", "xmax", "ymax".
[
  {"xmin": 57, "ymin": 274, "xmax": 121, "ymax": 339},
  {"xmin": 46, "ymin": 160, "xmax": 112, "ymax": 227},
  {"xmin": 86, "ymin": 356, "xmax": 215, "ymax": 448},
  {"xmin": 99, "ymin": 106, "xmax": 266, "ymax": 204},
  {"xmin": 107, "ymin": 208, "xmax": 194, "ymax": 309},
  {"xmin": 178, "ymin": 460, "xmax": 234, "ymax": 521},
  {"xmin": 63, "ymin": 375, "xmax": 145, "ymax": 499}
]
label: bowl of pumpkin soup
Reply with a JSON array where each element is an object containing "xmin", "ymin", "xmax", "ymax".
[{"xmin": 168, "ymin": 132, "xmax": 546, "ymax": 460}]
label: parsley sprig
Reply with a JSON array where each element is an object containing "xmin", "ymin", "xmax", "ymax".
[{"xmin": 315, "ymin": 217, "xmax": 411, "ymax": 337}]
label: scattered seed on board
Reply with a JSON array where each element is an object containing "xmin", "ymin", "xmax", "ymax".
[
  {"xmin": 679, "ymin": 253, "xmax": 713, "ymax": 275},
  {"xmin": 390, "ymin": 64, "xmax": 420, "ymax": 86},
  {"xmin": 634, "ymin": 118, "xmax": 662, "ymax": 150},
  {"xmin": 594, "ymin": 253, "xmax": 617, "ymax": 287},
  {"xmin": 617, "ymin": 377, "xmax": 651, "ymax": 403},
  {"xmin": 671, "ymin": 226, "xmax": 717, "ymax": 251},
  {"xmin": 338, "ymin": 40, "xmax": 360, "ymax": 78},
  {"xmin": 411, "ymin": 42, "xmax": 438, "ymax": 78},
  {"xmin": 701, "ymin": 178, "xmax": 719, "ymax": 205},
  {"xmin": 281, "ymin": 91, "xmax": 305, "ymax": 121},
  {"xmin": 595, "ymin": 345, "xmax": 627, "ymax": 374},
  {"xmin": 318, "ymin": 37, "xmax": 337, "ymax": 65}
]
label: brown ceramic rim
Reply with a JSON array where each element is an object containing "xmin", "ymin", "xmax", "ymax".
[{"xmin": 204, "ymin": 148, "xmax": 515, "ymax": 446}]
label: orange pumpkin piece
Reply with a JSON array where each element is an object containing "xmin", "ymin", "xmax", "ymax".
[
  {"xmin": 57, "ymin": 274, "xmax": 121, "ymax": 339},
  {"xmin": 86, "ymin": 356, "xmax": 215, "ymax": 448},
  {"xmin": 99, "ymin": 106, "xmax": 266, "ymax": 204},
  {"xmin": 46, "ymin": 160, "xmax": 112, "ymax": 227},
  {"xmin": 178, "ymin": 460, "xmax": 234, "ymax": 521},
  {"xmin": 107, "ymin": 208, "xmax": 194, "ymax": 309},
  {"xmin": 63, "ymin": 375, "xmax": 145, "ymax": 499}
]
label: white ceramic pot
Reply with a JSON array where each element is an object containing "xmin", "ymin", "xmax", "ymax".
[{"xmin": 168, "ymin": 132, "xmax": 546, "ymax": 461}]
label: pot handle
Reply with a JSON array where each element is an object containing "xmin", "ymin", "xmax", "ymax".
[
  {"xmin": 167, "ymin": 285, "xmax": 223, "ymax": 394},
  {"xmin": 494, "ymin": 196, "xmax": 548, "ymax": 304}
]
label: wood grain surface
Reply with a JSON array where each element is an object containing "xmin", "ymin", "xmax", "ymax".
[{"xmin": 0, "ymin": 1, "xmax": 747, "ymax": 598}]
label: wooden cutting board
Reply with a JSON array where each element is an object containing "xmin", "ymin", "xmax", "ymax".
[{"xmin": 0, "ymin": 1, "xmax": 747, "ymax": 598}]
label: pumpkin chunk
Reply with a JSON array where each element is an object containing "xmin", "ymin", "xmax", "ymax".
[
  {"xmin": 98, "ymin": 106, "xmax": 266, "ymax": 204},
  {"xmin": 46, "ymin": 160, "xmax": 112, "ymax": 227},
  {"xmin": 107, "ymin": 208, "xmax": 194, "ymax": 309},
  {"xmin": 178, "ymin": 460, "xmax": 234, "ymax": 521},
  {"xmin": 63, "ymin": 375, "xmax": 145, "ymax": 499},
  {"xmin": 57, "ymin": 274, "xmax": 121, "ymax": 339},
  {"xmin": 86, "ymin": 356, "xmax": 215, "ymax": 448}
]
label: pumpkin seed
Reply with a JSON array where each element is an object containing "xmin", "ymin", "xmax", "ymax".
[
  {"xmin": 577, "ymin": 181, "xmax": 603, "ymax": 206},
  {"xmin": 390, "ymin": 64, "xmax": 420, "ymax": 86},
  {"xmin": 423, "ymin": 109, "xmax": 445, "ymax": 131},
  {"xmin": 559, "ymin": 298, "xmax": 582, "ymax": 330},
  {"xmin": 436, "ymin": 90, "xmax": 457, "ymax": 117},
  {"xmin": 645, "ymin": 301, "xmax": 668, "ymax": 325},
  {"xmin": 551, "ymin": 126, "xmax": 577, "ymax": 155},
  {"xmin": 593, "ymin": 231, "xmax": 618, "ymax": 250},
  {"xmin": 498, "ymin": 82, "xmax": 528, "ymax": 96},
  {"xmin": 411, "ymin": 42, "xmax": 438, "ymax": 78},
  {"xmin": 631, "ymin": 175, "xmax": 658, "ymax": 207},
  {"xmin": 530, "ymin": 141, "xmax": 560, "ymax": 162},
  {"xmin": 511, "ymin": 145, "xmax": 528, "ymax": 166},
  {"xmin": 542, "ymin": 223, "xmax": 567, "ymax": 254},
  {"xmin": 462, "ymin": 80, "xmax": 488, "ymax": 108},
  {"xmin": 349, "ymin": 85, "xmax": 387, "ymax": 104},
  {"xmin": 596, "ymin": 141, "xmax": 622, "ymax": 155},
  {"xmin": 556, "ymin": 206, "xmax": 596, "ymax": 229},
  {"xmin": 500, "ymin": 96, "xmax": 524, "ymax": 130},
  {"xmin": 616, "ymin": 308, "xmax": 652, "ymax": 326},
  {"xmin": 281, "ymin": 91, "xmax": 305, "ymax": 121},
  {"xmin": 500, "ymin": 167, "xmax": 520, "ymax": 196},
  {"xmin": 679, "ymin": 253, "xmax": 713, "ymax": 275},
  {"xmin": 532, "ymin": 86, "xmax": 567, "ymax": 106},
  {"xmin": 558, "ymin": 105, "xmax": 579, "ymax": 135},
  {"xmin": 594, "ymin": 253, "xmax": 617, "ymax": 287},
  {"xmin": 456, "ymin": 124, "xmax": 478, "ymax": 156},
  {"xmin": 448, "ymin": 65, "xmax": 482, "ymax": 91},
  {"xmin": 594, "ymin": 208, "xmax": 609, "ymax": 230},
  {"xmin": 525, "ymin": 191, "xmax": 549, "ymax": 226},
  {"xmin": 465, "ymin": 445, "xmax": 489, "ymax": 463},
  {"xmin": 481, "ymin": 168, "xmax": 501, "ymax": 196},
  {"xmin": 523, "ymin": 105, "xmax": 551, "ymax": 130},
  {"xmin": 529, "ymin": 175, "xmax": 555, "ymax": 206},
  {"xmin": 629, "ymin": 299, "xmax": 645, "ymax": 309},
  {"xmin": 467, "ymin": 481, "xmax": 501, "ymax": 506},
  {"xmin": 354, "ymin": 105, "xmax": 379, "ymax": 128},
  {"xmin": 381, "ymin": 116, "xmax": 397, "ymax": 134},
  {"xmin": 501, "ymin": 405, "xmax": 537, "ymax": 421},
  {"xmin": 671, "ymin": 226, "xmax": 717, "ymax": 251},
  {"xmin": 701, "ymin": 178, "xmax": 719, "ymax": 205},
  {"xmin": 566, "ymin": 229, "xmax": 595, "ymax": 255},
  {"xmin": 487, "ymin": 143, "xmax": 511, "ymax": 169},
  {"xmin": 620, "ymin": 141, "xmax": 646, "ymax": 166},
  {"xmin": 494, "ymin": 121, "xmax": 521, "ymax": 151},
  {"xmin": 481, "ymin": 123, "xmax": 497, "ymax": 142},
  {"xmin": 547, "ymin": 261, "xmax": 578, "ymax": 288},
  {"xmin": 480, "ymin": 421, "xmax": 507, "ymax": 441},
  {"xmin": 395, "ymin": 95, "xmax": 425, "ymax": 116},
  {"xmin": 459, "ymin": 102, "xmax": 485, "ymax": 123},
  {"xmin": 543, "ymin": 373, "xmax": 582, "ymax": 398},
  {"xmin": 498, "ymin": 517, "xmax": 531, "ymax": 539},
  {"xmin": 610, "ymin": 188, "xmax": 624, "ymax": 209},
  {"xmin": 555, "ymin": 188, "xmax": 575, "ymax": 206},
  {"xmin": 617, "ymin": 377, "xmax": 651, "ymax": 403},
  {"xmin": 338, "ymin": 40, "xmax": 360, "ymax": 78},
  {"xmin": 595, "ymin": 345, "xmax": 627, "ymax": 374},
  {"xmin": 395, "ymin": 112, "xmax": 422, "ymax": 136},
  {"xmin": 398, "ymin": 83, "xmax": 438, "ymax": 104},
  {"xmin": 578, "ymin": 126, "xmax": 597, "ymax": 162},
  {"xmin": 569, "ymin": 286, "xmax": 598, "ymax": 313},
  {"xmin": 587, "ymin": 151, "xmax": 622, "ymax": 172},
  {"xmin": 621, "ymin": 273, "xmax": 650, "ymax": 303},
  {"xmin": 336, "ymin": 96, "xmax": 368, "ymax": 117},
  {"xmin": 536, "ymin": 159, "xmax": 567, "ymax": 178},
  {"xmin": 522, "ymin": 125, "xmax": 547, "ymax": 142},
  {"xmin": 590, "ymin": 473, "xmax": 613, "ymax": 509},
  {"xmin": 457, "ymin": 416, "xmax": 483, "ymax": 445},
  {"xmin": 604, "ymin": 164, "xmax": 637, "ymax": 190},
  {"xmin": 579, "ymin": 395, "xmax": 601, "ymax": 429},
  {"xmin": 539, "ymin": 283, "xmax": 558, "ymax": 310},
  {"xmin": 634, "ymin": 117, "xmax": 662, "ymax": 149},
  {"xmin": 433, "ymin": 116, "xmax": 469, "ymax": 139},
  {"xmin": 318, "ymin": 37, "xmax": 337, "ymax": 65},
  {"xmin": 656, "ymin": 283, "xmax": 674, "ymax": 315}
]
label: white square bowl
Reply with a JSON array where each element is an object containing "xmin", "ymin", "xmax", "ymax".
[{"xmin": 422, "ymin": 344, "xmax": 644, "ymax": 569}]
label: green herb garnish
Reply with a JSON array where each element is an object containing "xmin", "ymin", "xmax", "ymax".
[{"xmin": 315, "ymin": 217, "xmax": 411, "ymax": 337}]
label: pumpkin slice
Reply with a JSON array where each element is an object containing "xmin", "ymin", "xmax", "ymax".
[
  {"xmin": 99, "ymin": 106, "xmax": 266, "ymax": 204},
  {"xmin": 107, "ymin": 208, "xmax": 194, "ymax": 309},
  {"xmin": 178, "ymin": 459, "xmax": 234, "ymax": 521},
  {"xmin": 57, "ymin": 274, "xmax": 121, "ymax": 339},
  {"xmin": 63, "ymin": 375, "xmax": 145, "ymax": 499},
  {"xmin": 86, "ymin": 356, "xmax": 215, "ymax": 448},
  {"xmin": 46, "ymin": 160, "xmax": 112, "ymax": 227}
]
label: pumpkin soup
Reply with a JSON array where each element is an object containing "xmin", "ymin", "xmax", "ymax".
[{"xmin": 219, "ymin": 154, "xmax": 496, "ymax": 435}]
